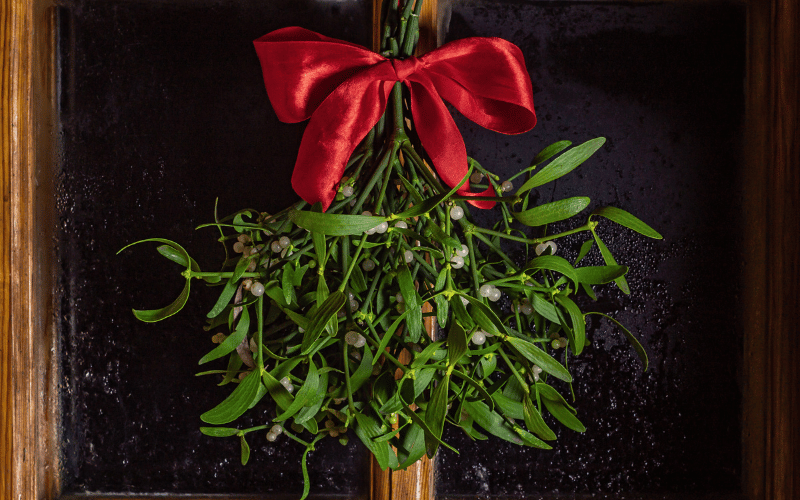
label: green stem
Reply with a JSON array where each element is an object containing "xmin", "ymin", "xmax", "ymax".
[
  {"xmin": 338, "ymin": 236, "xmax": 369, "ymax": 293},
  {"xmin": 498, "ymin": 347, "xmax": 530, "ymax": 395},
  {"xmin": 343, "ymin": 342, "xmax": 357, "ymax": 415}
]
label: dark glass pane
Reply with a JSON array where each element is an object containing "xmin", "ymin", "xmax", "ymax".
[
  {"xmin": 435, "ymin": 1, "xmax": 744, "ymax": 498},
  {"xmin": 57, "ymin": 0, "xmax": 371, "ymax": 495}
]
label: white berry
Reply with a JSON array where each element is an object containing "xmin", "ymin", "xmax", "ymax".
[
  {"xmin": 450, "ymin": 206, "xmax": 464, "ymax": 220},
  {"xmin": 250, "ymin": 282, "xmax": 265, "ymax": 297}
]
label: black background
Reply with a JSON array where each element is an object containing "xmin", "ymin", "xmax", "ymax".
[{"xmin": 57, "ymin": 0, "xmax": 745, "ymax": 497}]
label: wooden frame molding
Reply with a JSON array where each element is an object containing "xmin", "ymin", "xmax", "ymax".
[{"xmin": 2, "ymin": 0, "xmax": 798, "ymax": 499}]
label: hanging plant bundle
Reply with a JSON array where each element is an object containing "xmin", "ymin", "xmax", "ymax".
[{"xmin": 121, "ymin": 1, "xmax": 660, "ymax": 497}]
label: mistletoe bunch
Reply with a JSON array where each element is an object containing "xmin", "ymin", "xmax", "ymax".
[{"xmin": 122, "ymin": 1, "xmax": 659, "ymax": 497}]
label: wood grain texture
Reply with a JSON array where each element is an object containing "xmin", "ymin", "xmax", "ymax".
[
  {"xmin": 2, "ymin": 0, "xmax": 797, "ymax": 499},
  {"xmin": 743, "ymin": 1, "xmax": 800, "ymax": 500},
  {"xmin": 1, "ymin": 0, "xmax": 17, "ymax": 495}
]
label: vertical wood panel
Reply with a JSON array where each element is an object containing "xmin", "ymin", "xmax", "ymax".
[{"xmin": 743, "ymin": 0, "xmax": 800, "ymax": 499}]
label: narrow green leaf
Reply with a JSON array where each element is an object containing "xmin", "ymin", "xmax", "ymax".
[
  {"xmin": 586, "ymin": 312, "xmax": 648, "ymax": 371},
  {"xmin": 530, "ymin": 294, "xmax": 561, "ymax": 324},
  {"xmin": 513, "ymin": 197, "xmax": 590, "ymax": 227},
  {"xmin": 516, "ymin": 137, "xmax": 606, "ymax": 195},
  {"xmin": 199, "ymin": 426, "xmax": 239, "ymax": 437},
  {"xmin": 262, "ymin": 369, "xmax": 294, "ymax": 411},
  {"xmin": 275, "ymin": 361, "xmax": 319, "ymax": 421},
  {"xmin": 372, "ymin": 311, "xmax": 410, "ymax": 366},
  {"xmin": 531, "ymin": 140, "xmax": 572, "ymax": 166},
  {"xmin": 447, "ymin": 323, "xmax": 469, "ymax": 368},
  {"xmin": 200, "ymin": 369, "xmax": 262, "ymax": 425},
  {"xmin": 540, "ymin": 393, "xmax": 586, "ymax": 432},
  {"xmin": 240, "ymin": 435, "xmax": 251, "ymax": 465},
  {"xmin": 394, "ymin": 193, "xmax": 447, "ymax": 220},
  {"xmin": 575, "ymin": 239, "xmax": 594, "ymax": 265},
  {"xmin": 525, "ymin": 255, "xmax": 579, "ymax": 287},
  {"xmin": 424, "ymin": 373, "xmax": 450, "ymax": 457},
  {"xmin": 593, "ymin": 206, "xmax": 662, "ymax": 239},
  {"xmin": 301, "ymin": 291, "xmax": 346, "ymax": 353},
  {"xmin": 207, "ymin": 278, "xmax": 238, "ymax": 319},
  {"xmin": 463, "ymin": 400, "xmax": 551, "ymax": 449},
  {"xmin": 450, "ymin": 369, "xmax": 494, "ymax": 409},
  {"xmin": 199, "ymin": 307, "xmax": 250, "ymax": 365},
  {"xmin": 156, "ymin": 244, "xmax": 200, "ymax": 272},
  {"xmin": 397, "ymin": 265, "xmax": 423, "ymax": 341},
  {"xmin": 133, "ymin": 278, "xmax": 192, "ymax": 323},
  {"xmin": 403, "ymin": 408, "xmax": 459, "ymax": 455},
  {"xmin": 523, "ymin": 395, "xmax": 557, "ymax": 441},
  {"xmin": 461, "ymin": 294, "xmax": 507, "ymax": 337},
  {"xmin": 505, "ymin": 338, "xmax": 572, "ymax": 382},
  {"xmin": 355, "ymin": 412, "xmax": 393, "ymax": 470},
  {"xmin": 554, "ymin": 295, "xmax": 585, "ymax": 355},
  {"xmin": 574, "ymin": 265, "xmax": 628, "ymax": 285},
  {"xmin": 349, "ymin": 346, "xmax": 374, "ymax": 394},
  {"xmin": 425, "ymin": 221, "xmax": 461, "ymax": 249},
  {"xmin": 396, "ymin": 423, "xmax": 426, "ymax": 469},
  {"xmin": 281, "ymin": 265, "xmax": 296, "ymax": 306},
  {"xmin": 591, "ymin": 230, "xmax": 630, "ymax": 294},
  {"xmin": 289, "ymin": 209, "xmax": 385, "ymax": 236}
]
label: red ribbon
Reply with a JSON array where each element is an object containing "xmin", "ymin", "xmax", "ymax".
[{"xmin": 253, "ymin": 27, "xmax": 536, "ymax": 211}]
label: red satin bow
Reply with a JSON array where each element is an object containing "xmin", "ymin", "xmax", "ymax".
[{"xmin": 253, "ymin": 27, "xmax": 536, "ymax": 211}]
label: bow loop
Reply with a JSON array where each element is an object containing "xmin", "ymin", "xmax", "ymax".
[{"xmin": 254, "ymin": 28, "xmax": 536, "ymax": 210}]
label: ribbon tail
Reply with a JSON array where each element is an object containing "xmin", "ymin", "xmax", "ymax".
[
  {"xmin": 407, "ymin": 78, "xmax": 497, "ymax": 209},
  {"xmin": 292, "ymin": 77, "xmax": 393, "ymax": 210}
]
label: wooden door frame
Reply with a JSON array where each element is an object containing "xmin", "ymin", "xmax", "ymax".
[{"xmin": 2, "ymin": 0, "xmax": 798, "ymax": 499}]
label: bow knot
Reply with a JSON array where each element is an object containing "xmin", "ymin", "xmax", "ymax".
[
  {"xmin": 254, "ymin": 27, "xmax": 536, "ymax": 210},
  {"xmin": 391, "ymin": 57, "xmax": 424, "ymax": 81}
]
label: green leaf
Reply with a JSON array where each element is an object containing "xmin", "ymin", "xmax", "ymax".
[
  {"xmin": 207, "ymin": 278, "xmax": 238, "ymax": 319},
  {"xmin": 531, "ymin": 140, "xmax": 572, "ymax": 166},
  {"xmin": 447, "ymin": 323, "xmax": 469, "ymax": 368},
  {"xmin": 505, "ymin": 338, "xmax": 572, "ymax": 383},
  {"xmin": 349, "ymin": 345, "xmax": 374, "ymax": 394},
  {"xmin": 574, "ymin": 265, "xmax": 628, "ymax": 285},
  {"xmin": 219, "ymin": 352, "xmax": 243, "ymax": 386},
  {"xmin": 424, "ymin": 373, "xmax": 450, "ymax": 457},
  {"xmin": 200, "ymin": 369, "xmax": 262, "ymax": 425},
  {"xmin": 397, "ymin": 265, "xmax": 423, "ymax": 341},
  {"xmin": 513, "ymin": 197, "xmax": 590, "ymax": 227},
  {"xmin": 355, "ymin": 412, "xmax": 394, "ymax": 470},
  {"xmin": 575, "ymin": 239, "xmax": 594, "ymax": 265},
  {"xmin": 450, "ymin": 369, "xmax": 494, "ymax": 409},
  {"xmin": 516, "ymin": 137, "xmax": 606, "ymax": 195},
  {"xmin": 525, "ymin": 255, "xmax": 579, "ymax": 287},
  {"xmin": 461, "ymin": 294, "xmax": 507, "ymax": 337},
  {"xmin": 262, "ymin": 369, "xmax": 295, "ymax": 411},
  {"xmin": 586, "ymin": 312, "xmax": 648, "ymax": 371},
  {"xmin": 530, "ymin": 294, "xmax": 561, "ymax": 324},
  {"xmin": 537, "ymin": 384, "xmax": 586, "ymax": 432},
  {"xmin": 156, "ymin": 244, "xmax": 200, "ymax": 273},
  {"xmin": 275, "ymin": 361, "xmax": 319, "ymax": 422},
  {"xmin": 593, "ymin": 206, "xmax": 662, "ymax": 239},
  {"xmin": 199, "ymin": 307, "xmax": 250, "ymax": 365},
  {"xmin": 289, "ymin": 209, "xmax": 385, "ymax": 236},
  {"xmin": 591, "ymin": 230, "xmax": 630, "ymax": 294},
  {"xmin": 523, "ymin": 395, "xmax": 557, "ymax": 441},
  {"xmin": 199, "ymin": 426, "xmax": 239, "ymax": 437},
  {"xmin": 301, "ymin": 291, "xmax": 346, "ymax": 353},
  {"xmin": 281, "ymin": 266, "xmax": 296, "ymax": 306},
  {"xmin": 240, "ymin": 435, "xmax": 251, "ymax": 465},
  {"xmin": 394, "ymin": 193, "xmax": 447, "ymax": 220},
  {"xmin": 425, "ymin": 221, "xmax": 461, "ymax": 249},
  {"xmin": 403, "ymin": 408, "xmax": 459, "ymax": 455},
  {"xmin": 464, "ymin": 400, "xmax": 551, "ymax": 449},
  {"xmin": 232, "ymin": 211, "xmax": 253, "ymax": 232},
  {"xmin": 350, "ymin": 263, "xmax": 368, "ymax": 294},
  {"xmin": 133, "ymin": 278, "xmax": 192, "ymax": 323},
  {"xmin": 553, "ymin": 295, "xmax": 585, "ymax": 355},
  {"xmin": 372, "ymin": 311, "xmax": 410, "ymax": 366},
  {"xmin": 396, "ymin": 423, "xmax": 427, "ymax": 469}
]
